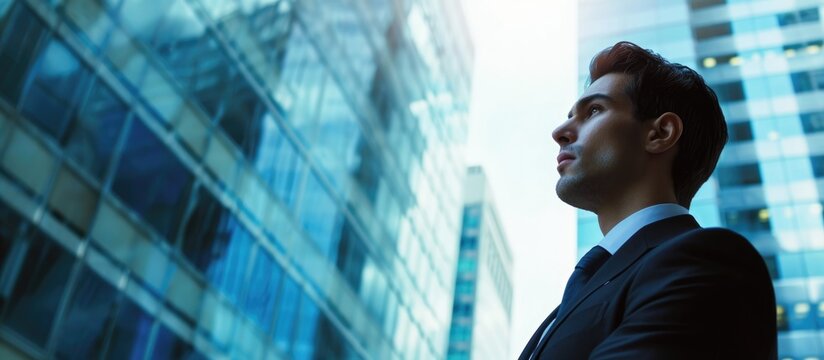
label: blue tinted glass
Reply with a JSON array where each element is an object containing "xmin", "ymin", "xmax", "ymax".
[
  {"xmin": 156, "ymin": 33, "xmax": 230, "ymax": 119},
  {"xmin": 0, "ymin": 3, "xmax": 47, "ymax": 104},
  {"xmin": 64, "ymin": 79, "xmax": 128, "ymax": 179},
  {"xmin": 2, "ymin": 230, "xmax": 75, "ymax": 346},
  {"xmin": 0, "ymin": 201, "xmax": 23, "ymax": 270},
  {"xmin": 218, "ymin": 74, "xmax": 266, "ymax": 157},
  {"xmin": 255, "ymin": 123, "xmax": 304, "ymax": 209},
  {"xmin": 292, "ymin": 293, "xmax": 320, "ymax": 360},
  {"xmin": 55, "ymin": 267, "xmax": 118, "ymax": 359},
  {"xmin": 112, "ymin": 119, "xmax": 193, "ymax": 240},
  {"xmin": 314, "ymin": 313, "xmax": 353, "ymax": 359},
  {"xmin": 21, "ymin": 38, "xmax": 93, "ymax": 139},
  {"xmin": 273, "ymin": 276, "xmax": 301, "ymax": 353},
  {"xmin": 299, "ymin": 173, "xmax": 343, "ymax": 258},
  {"xmin": 335, "ymin": 222, "xmax": 366, "ymax": 290},
  {"xmin": 151, "ymin": 325, "xmax": 205, "ymax": 359},
  {"xmin": 181, "ymin": 187, "xmax": 230, "ymax": 272},
  {"xmin": 204, "ymin": 217, "xmax": 253, "ymax": 303},
  {"xmin": 315, "ymin": 83, "xmax": 363, "ymax": 190},
  {"xmin": 791, "ymin": 72, "xmax": 814, "ymax": 93},
  {"xmin": 777, "ymin": 253, "xmax": 805, "ymax": 279},
  {"xmin": 103, "ymin": 298, "xmax": 153, "ymax": 360},
  {"xmin": 242, "ymin": 248, "xmax": 282, "ymax": 332},
  {"xmin": 801, "ymin": 111, "xmax": 824, "ymax": 134}
]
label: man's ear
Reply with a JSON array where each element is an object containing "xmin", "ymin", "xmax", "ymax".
[{"xmin": 646, "ymin": 112, "xmax": 682, "ymax": 154}]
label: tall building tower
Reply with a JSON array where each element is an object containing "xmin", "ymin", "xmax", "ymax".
[
  {"xmin": 578, "ymin": 0, "xmax": 824, "ymax": 358},
  {"xmin": 0, "ymin": 0, "xmax": 473, "ymax": 359},
  {"xmin": 447, "ymin": 166, "xmax": 513, "ymax": 360}
]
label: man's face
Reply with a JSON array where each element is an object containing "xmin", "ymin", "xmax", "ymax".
[{"xmin": 553, "ymin": 73, "xmax": 648, "ymax": 212}]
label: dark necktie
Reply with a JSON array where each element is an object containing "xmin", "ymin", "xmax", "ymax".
[
  {"xmin": 557, "ymin": 245, "xmax": 612, "ymax": 319},
  {"xmin": 527, "ymin": 246, "xmax": 611, "ymax": 360}
]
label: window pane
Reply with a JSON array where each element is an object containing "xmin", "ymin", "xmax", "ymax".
[
  {"xmin": 204, "ymin": 217, "xmax": 253, "ymax": 303},
  {"xmin": 48, "ymin": 166, "xmax": 99, "ymax": 235},
  {"xmin": 0, "ymin": 3, "xmax": 47, "ymax": 104},
  {"xmin": 0, "ymin": 200, "xmax": 23, "ymax": 270},
  {"xmin": 103, "ymin": 298, "xmax": 153, "ymax": 360},
  {"xmin": 791, "ymin": 72, "xmax": 814, "ymax": 93},
  {"xmin": 292, "ymin": 293, "xmax": 320, "ymax": 360},
  {"xmin": 1, "ymin": 230, "xmax": 75, "ymax": 346},
  {"xmin": 55, "ymin": 267, "xmax": 118, "ymax": 359},
  {"xmin": 717, "ymin": 163, "xmax": 762, "ymax": 187},
  {"xmin": 218, "ymin": 74, "xmax": 265, "ymax": 157},
  {"xmin": 151, "ymin": 325, "xmax": 205, "ymax": 359},
  {"xmin": 20, "ymin": 38, "xmax": 93, "ymax": 140},
  {"xmin": 729, "ymin": 122, "xmax": 753, "ymax": 142},
  {"xmin": 299, "ymin": 173, "xmax": 343, "ymax": 258},
  {"xmin": 64, "ymin": 79, "xmax": 128, "ymax": 179},
  {"xmin": 241, "ymin": 249, "xmax": 282, "ymax": 332},
  {"xmin": 181, "ymin": 187, "xmax": 228, "ymax": 271},
  {"xmin": 272, "ymin": 276, "xmax": 300, "ymax": 353},
  {"xmin": 111, "ymin": 119, "xmax": 193, "ymax": 241}
]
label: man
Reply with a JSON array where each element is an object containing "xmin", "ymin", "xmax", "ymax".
[{"xmin": 519, "ymin": 42, "xmax": 777, "ymax": 359}]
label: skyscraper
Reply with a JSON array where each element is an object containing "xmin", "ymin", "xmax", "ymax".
[
  {"xmin": 447, "ymin": 166, "xmax": 513, "ymax": 360},
  {"xmin": 578, "ymin": 0, "xmax": 824, "ymax": 358},
  {"xmin": 0, "ymin": 0, "xmax": 473, "ymax": 358}
]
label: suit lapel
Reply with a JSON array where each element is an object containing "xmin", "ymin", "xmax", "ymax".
[
  {"xmin": 518, "ymin": 306, "xmax": 560, "ymax": 360},
  {"xmin": 536, "ymin": 215, "xmax": 700, "ymax": 351}
]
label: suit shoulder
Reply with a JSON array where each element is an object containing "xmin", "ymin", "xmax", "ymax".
[{"xmin": 648, "ymin": 226, "xmax": 765, "ymax": 271}]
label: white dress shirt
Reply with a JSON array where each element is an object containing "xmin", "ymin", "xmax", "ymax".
[{"xmin": 597, "ymin": 203, "xmax": 690, "ymax": 255}]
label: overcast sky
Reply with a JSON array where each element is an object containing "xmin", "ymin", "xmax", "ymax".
[{"xmin": 461, "ymin": 0, "xmax": 580, "ymax": 356}]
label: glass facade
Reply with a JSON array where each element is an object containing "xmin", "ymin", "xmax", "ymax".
[
  {"xmin": 447, "ymin": 166, "xmax": 513, "ymax": 360},
  {"xmin": 578, "ymin": 0, "xmax": 824, "ymax": 358},
  {"xmin": 0, "ymin": 0, "xmax": 473, "ymax": 358}
]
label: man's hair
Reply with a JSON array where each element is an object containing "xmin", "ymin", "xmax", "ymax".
[{"xmin": 588, "ymin": 41, "xmax": 727, "ymax": 208}]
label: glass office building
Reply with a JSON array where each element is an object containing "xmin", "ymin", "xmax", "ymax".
[
  {"xmin": 447, "ymin": 166, "xmax": 513, "ymax": 360},
  {"xmin": 578, "ymin": 0, "xmax": 824, "ymax": 358},
  {"xmin": 0, "ymin": 0, "xmax": 473, "ymax": 358}
]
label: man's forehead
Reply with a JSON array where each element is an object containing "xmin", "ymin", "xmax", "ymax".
[{"xmin": 582, "ymin": 72, "xmax": 629, "ymax": 98}]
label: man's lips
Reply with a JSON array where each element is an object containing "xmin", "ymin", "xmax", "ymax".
[{"xmin": 557, "ymin": 153, "xmax": 576, "ymax": 166}]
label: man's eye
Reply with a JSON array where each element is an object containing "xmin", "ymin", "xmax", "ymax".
[{"xmin": 589, "ymin": 106, "xmax": 602, "ymax": 115}]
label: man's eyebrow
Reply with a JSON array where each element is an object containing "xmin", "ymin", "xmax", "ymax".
[{"xmin": 567, "ymin": 93, "xmax": 615, "ymax": 118}]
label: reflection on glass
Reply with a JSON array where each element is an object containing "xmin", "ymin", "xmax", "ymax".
[
  {"xmin": 103, "ymin": 298, "xmax": 153, "ymax": 360},
  {"xmin": 298, "ymin": 172, "xmax": 343, "ymax": 258},
  {"xmin": 0, "ymin": 3, "xmax": 47, "ymax": 104},
  {"xmin": 64, "ymin": 79, "xmax": 128, "ymax": 180},
  {"xmin": 21, "ymin": 38, "xmax": 93, "ymax": 140},
  {"xmin": 272, "ymin": 276, "xmax": 300, "ymax": 353},
  {"xmin": 55, "ymin": 267, "xmax": 118, "ymax": 359},
  {"xmin": 111, "ymin": 119, "xmax": 193, "ymax": 241},
  {"xmin": 2, "ymin": 230, "xmax": 75, "ymax": 346},
  {"xmin": 242, "ymin": 248, "xmax": 282, "ymax": 332},
  {"xmin": 151, "ymin": 324, "xmax": 204, "ymax": 359}
]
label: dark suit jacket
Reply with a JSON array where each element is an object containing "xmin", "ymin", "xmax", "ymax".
[{"xmin": 519, "ymin": 215, "xmax": 777, "ymax": 359}]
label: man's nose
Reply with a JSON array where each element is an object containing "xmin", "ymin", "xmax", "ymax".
[{"xmin": 552, "ymin": 120, "xmax": 576, "ymax": 145}]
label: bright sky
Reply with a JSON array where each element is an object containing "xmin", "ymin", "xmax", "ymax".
[{"xmin": 461, "ymin": 0, "xmax": 579, "ymax": 356}]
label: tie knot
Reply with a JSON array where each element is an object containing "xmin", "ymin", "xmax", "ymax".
[{"xmin": 575, "ymin": 246, "xmax": 611, "ymax": 275}]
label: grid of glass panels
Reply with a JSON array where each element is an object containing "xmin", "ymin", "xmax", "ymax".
[
  {"xmin": 0, "ymin": 0, "xmax": 473, "ymax": 358},
  {"xmin": 691, "ymin": 1, "xmax": 824, "ymax": 358}
]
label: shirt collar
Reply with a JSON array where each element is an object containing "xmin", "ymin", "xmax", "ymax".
[{"xmin": 597, "ymin": 203, "xmax": 690, "ymax": 255}]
